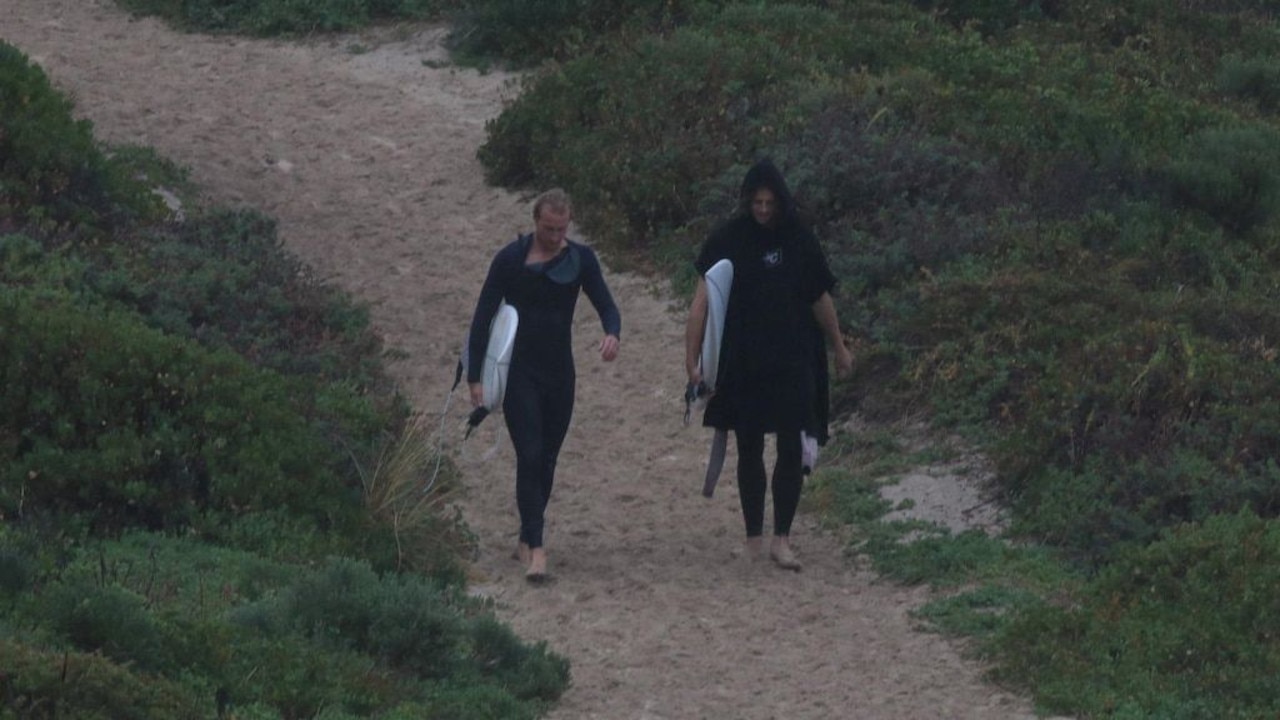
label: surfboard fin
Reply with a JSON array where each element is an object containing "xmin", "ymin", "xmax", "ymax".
[
  {"xmin": 701, "ymin": 429, "xmax": 729, "ymax": 498},
  {"xmin": 464, "ymin": 406, "xmax": 490, "ymax": 439}
]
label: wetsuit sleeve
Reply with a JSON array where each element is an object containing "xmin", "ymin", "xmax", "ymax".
[
  {"xmin": 581, "ymin": 247, "xmax": 621, "ymax": 337},
  {"xmin": 467, "ymin": 246, "xmax": 513, "ymax": 383}
]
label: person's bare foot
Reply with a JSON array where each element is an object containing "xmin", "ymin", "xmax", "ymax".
[
  {"xmin": 770, "ymin": 536, "xmax": 802, "ymax": 571},
  {"xmin": 525, "ymin": 546, "xmax": 548, "ymax": 583},
  {"xmin": 743, "ymin": 535, "xmax": 764, "ymax": 561},
  {"xmin": 513, "ymin": 541, "xmax": 531, "ymax": 565}
]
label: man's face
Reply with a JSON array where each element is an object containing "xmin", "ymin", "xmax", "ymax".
[
  {"xmin": 534, "ymin": 206, "xmax": 571, "ymax": 249},
  {"xmin": 751, "ymin": 188, "xmax": 777, "ymax": 227}
]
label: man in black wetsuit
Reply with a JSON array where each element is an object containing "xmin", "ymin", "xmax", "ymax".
[{"xmin": 467, "ymin": 189, "xmax": 621, "ymax": 582}]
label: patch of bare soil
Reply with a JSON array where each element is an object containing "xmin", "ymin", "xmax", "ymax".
[{"xmin": 4, "ymin": 3, "xmax": 1053, "ymax": 717}]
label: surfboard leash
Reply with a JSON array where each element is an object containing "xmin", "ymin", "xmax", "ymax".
[{"xmin": 683, "ymin": 381, "xmax": 708, "ymax": 426}]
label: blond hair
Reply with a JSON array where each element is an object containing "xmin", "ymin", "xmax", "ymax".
[{"xmin": 532, "ymin": 188, "xmax": 572, "ymax": 220}]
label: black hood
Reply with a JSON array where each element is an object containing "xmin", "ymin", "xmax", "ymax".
[{"xmin": 737, "ymin": 158, "xmax": 796, "ymax": 219}]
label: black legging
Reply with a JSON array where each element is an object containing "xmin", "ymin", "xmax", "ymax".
[
  {"xmin": 734, "ymin": 428, "xmax": 803, "ymax": 537},
  {"xmin": 503, "ymin": 370, "xmax": 574, "ymax": 549}
]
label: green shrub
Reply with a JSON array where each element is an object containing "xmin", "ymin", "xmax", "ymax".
[
  {"xmin": 909, "ymin": 0, "xmax": 1055, "ymax": 35},
  {"xmin": 0, "ymin": 287, "xmax": 379, "ymax": 532},
  {"xmin": 0, "ymin": 42, "xmax": 160, "ymax": 236},
  {"xmin": 1217, "ymin": 53, "xmax": 1280, "ymax": 112},
  {"xmin": 1163, "ymin": 125, "xmax": 1280, "ymax": 235},
  {"xmin": 115, "ymin": 0, "xmax": 450, "ymax": 35},
  {"xmin": 283, "ymin": 558, "xmax": 464, "ymax": 678},
  {"xmin": 467, "ymin": 615, "xmax": 570, "ymax": 703},
  {"xmin": 39, "ymin": 580, "xmax": 172, "ymax": 671},
  {"xmin": 995, "ymin": 511, "xmax": 1280, "ymax": 719},
  {"xmin": 0, "ymin": 638, "xmax": 210, "ymax": 720}
]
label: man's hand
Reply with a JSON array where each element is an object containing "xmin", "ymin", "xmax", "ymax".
[
  {"xmin": 469, "ymin": 382, "xmax": 484, "ymax": 408},
  {"xmin": 600, "ymin": 334, "xmax": 620, "ymax": 362},
  {"xmin": 833, "ymin": 342, "xmax": 854, "ymax": 379}
]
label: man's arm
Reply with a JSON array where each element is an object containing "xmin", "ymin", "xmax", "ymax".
[
  {"xmin": 812, "ymin": 291, "xmax": 853, "ymax": 378},
  {"xmin": 685, "ymin": 278, "xmax": 709, "ymax": 385}
]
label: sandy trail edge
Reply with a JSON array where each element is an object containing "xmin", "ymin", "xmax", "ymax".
[{"xmin": 4, "ymin": 4, "xmax": 1050, "ymax": 718}]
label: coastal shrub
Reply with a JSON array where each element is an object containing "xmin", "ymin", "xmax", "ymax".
[
  {"xmin": 2, "ymin": 533, "xmax": 564, "ymax": 718},
  {"xmin": 0, "ymin": 287, "xmax": 378, "ymax": 532},
  {"xmin": 1217, "ymin": 53, "xmax": 1280, "ymax": 112},
  {"xmin": 995, "ymin": 511, "xmax": 1280, "ymax": 719},
  {"xmin": 0, "ymin": 42, "xmax": 159, "ymax": 236},
  {"xmin": 1163, "ymin": 125, "xmax": 1280, "ymax": 235},
  {"xmin": 114, "ymin": 0, "xmax": 449, "ymax": 35},
  {"xmin": 0, "ymin": 638, "xmax": 208, "ymax": 720}
]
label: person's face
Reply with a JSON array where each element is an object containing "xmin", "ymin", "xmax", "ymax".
[
  {"xmin": 750, "ymin": 188, "xmax": 777, "ymax": 227},
  {"xmin": 534, "ymin": 206, "xmax": 571, "ymax": 250}
]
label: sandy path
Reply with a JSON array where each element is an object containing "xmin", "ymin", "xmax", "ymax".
[{"xmin": 3, "ymin": 3, "xmax": 1046, "ymax": 717}]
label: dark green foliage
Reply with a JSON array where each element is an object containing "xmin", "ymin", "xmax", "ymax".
[
  {"xmin": 265, "ymin": 558, "xmax": 569, "ymax": 701},
  {"xmin": 1162, "ymin": 125, "xmax": 1280, "ymax": 234},
  {"xmin": 40, "ymin": 581, "xmax": 171, "ymax": 671},
  {"xmin": 910, "ymin": 0, "xmax": 1055, "ymax": 34},
  {"xmin": 0, "ymin": 638, "xmax": 211, "ymax": 720},
  {"xmin": 0, "ymin": 286, "xmax": 381, "ymax": 533},
  {"xmin": 0, "ymin": 43, "xmax": 161, "ymax": 236},
  {"xmin": 1217, "ymin": 53, "xmax": 1280, "ymax": 112},
  {"xmin": 995, "ymin": 511, "xmax": 1280, "ymax": 719},
  {"xmin": 1, "ymin": 534, "xmax": 567, "ymax": 719},
  {"xmin": 468, "ymin": 615, "xmax": 572, "ymax": 703},
  {"xmin": 0, "ymin": 550, "xmax": 33, "ymax": 597},
  {"xmin": 446, "ymin": 0, "xmax": 732, "ymax": 69},
  {"xmin": 114, "ymin": 0, "xmax": 450, "ymax": 35}
]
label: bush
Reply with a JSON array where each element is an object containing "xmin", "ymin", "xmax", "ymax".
[
  {"xmin": 2, "ymin": 532, "xmax": 563, "ymax": 718},
  {"xmin": 0, "ymin": 286, "xmax": 380, "ymax": 532},
  {"xmin": 1163, "ymin": 125, "xmax": 1280, "ymax": 235},
  {"xmin": 0, "ymin": 638, "xmax": 210, "ymax": 720},
  {"xmin": 1217, "ymin": 53, "xmax": 1280, "ymax": 112},
  {"xmin": 995, "ymin": 511, "xmax": 1280, "ymax": 719},
  {"xmin": 115, "ymin": 0, "xmax": 450, "ymax": 35},
  {"xmin": 0, "ymin": 42, "xmax": 160, "ymax": 236}
]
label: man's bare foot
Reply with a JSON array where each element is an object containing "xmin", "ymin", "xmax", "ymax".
[
  {"xmin": 770, "ymin": 536, "xmax": 802, "ymax": 571},
  {"xmin": 744, "ymin": 535, "xmax": 764, "ymax": 561},
  {"xmin": 513, "ymin": 542, "xmax": 531, "ymax": 565},
  {"xmin": 525, "ymin": 547, "xmax": 548, "ymax": 583}
]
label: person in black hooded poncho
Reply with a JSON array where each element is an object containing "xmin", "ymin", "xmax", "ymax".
[{"xmin": 685, "ymin": 159, "xmax": 853, "ymax": 570}]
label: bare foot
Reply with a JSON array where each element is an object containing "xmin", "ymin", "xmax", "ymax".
[
  {"xmin": 513, "ymin": 541, "xmax": 531, "ymax": 565},
  {"xmin": 743, "ymin": 536, "xmax": 764, "ymax": 561},
  {"xmin": 526, "ymin": 546, "xmax": 548, "ymax": 583},
  {"xmin": 770, "ymin": 536, "xmax": 802, "ymax": 571}
]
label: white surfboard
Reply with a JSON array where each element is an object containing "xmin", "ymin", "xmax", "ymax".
[
  {"xmin": 482, "ymin": 303, "xmax": 518, "ymax": 411},
  {"xmin": 699, "ymin": 259, "xmax": 733, "ymax": 389},
  {"xmin": 698, "ymin": 259, "xmax": 732, "ymax": 498}
]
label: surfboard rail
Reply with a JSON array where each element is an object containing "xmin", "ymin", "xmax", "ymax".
[
  {"xmin": 699, "ymin": 259, "xmax": 733, "ymax": 390},
  {"xmin": 482, "ymin": 302, "xmax": 518, "ymax": 411}
]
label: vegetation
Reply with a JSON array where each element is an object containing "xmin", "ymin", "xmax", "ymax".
[
  {"xmin": 17, "ymin": 0, "xmax": 1280, "ymax": 716},
  {"xmin": 0, "ymin": 41, "xmax": 568, "ymax": 718}
]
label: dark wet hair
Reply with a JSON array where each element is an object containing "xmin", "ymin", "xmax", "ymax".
[{"xmin": 737, "ymin": 158, "xmax": 796, "ymax": 219}]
